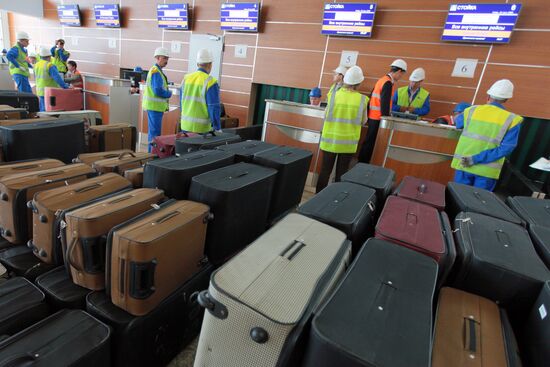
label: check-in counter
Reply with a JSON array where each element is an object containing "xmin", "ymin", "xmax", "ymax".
[{"xmin": 0, "ymin": 64, "xmax": 13, "ymax": 90}]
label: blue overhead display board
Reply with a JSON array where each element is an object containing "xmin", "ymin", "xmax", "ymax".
[
  {"xmin": 94, "ymin": 4, "xmax": 121, "ymax": 28},
  {"xmin": 220, "ymin": 2, "xmax": 260, "ymax": 32},
  {"xmin": 157, "ymin": 3, "xmax": 189, "ymax": 30},
  {"xmin": 321, "ymin": 3, "xmax": 377, "ymax": 38},
  {"xmin": 442, "ymin": 3, "xmax": 522, "ymax": 44},
  {"xmin": 57, "ymin": 5, "xmax": 81, "ymax": 27}
]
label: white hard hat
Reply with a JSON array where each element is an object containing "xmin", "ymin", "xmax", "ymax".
[
  {"xmin": 28, "ymin": 52, "xmax": 37, "ymax": 58},
  {"xmin": 334, "ymin": 65, "xmax": 348, "ymax": 75},
  {"xmin": 344, "ymin": 66, "xmax": 365, "ymax": 85},
  {"xmin": 39, "ymin": 47, "xmax": 51, "ymax": 58},
  {"xmin": 487, "ymin": 79, "xmax": 514, "ymax": 99},
  {"xmin": 409, "ymin": 68, "xmax": 425, "ymax": 82},
  {"xmin": 391, "ymin": 59, "xmax": 408, "ymax": 72},
  {"xmin": 196, "ymin": 49, "xmax": 213, "ymax": 64},
  {"xmin": 154, "ymin": 47, "xmax": 169, "ymax": 58},
  {"xmin": 16, "ymin": 31, "xmax": 30, "ymax": 41}
]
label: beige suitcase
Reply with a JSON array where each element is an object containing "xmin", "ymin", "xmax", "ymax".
[
  {"xmin": 0, "ymin": 159, "xmax": 64, "ymax": 179},
  {"xmin": 92, "ymin": 152, "xmax": 155, "ymax": 175},
  {"xmin": 72, "ymin": 150, "xmax": 132, "ymax": 166}
]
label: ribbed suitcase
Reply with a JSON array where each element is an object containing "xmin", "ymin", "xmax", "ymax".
[
  {"xmin": 44, "ymin": 87, "xmax": 84, "ymax": 112},
  {"xmin": 72, "ymin": 150, "xmax": 133, "ymax": 166},
  {"xmin": 216, "ymin": 140, "xmax": 278, "ymax": 163},
  {"xmin": 143, "ymin": 150, "xmax": 235, "ymax": 200},
  {"xmin": 189, "ymin": 162, "xmax": 277, "ymax": 265},
  {"xmin": 0, "ymin": 246, "xmax": 55, "ymax": 281},
  {"xmin": 341, "ymin": 163, "xmax": 395, "ymax": 205},
  {"xmin": 87, "ymin": 263, "xmax": 213, "ymax": 367},
  {"xmin": 107, "ymin": 200, "xmax": 210, "ymax": 316},
  {"xmin": 506, "ymin": 196, "xmax": 550, "ymax": 227},
  {"xmin": 88, "ymin": 123, "xmax": 137, "ymax": 152},
  {"xmin": 92, "ymin": 151, "xmax": 156, "ymax": 175},
  {"xmin": 151, "ymin": 132, "xmax": 197, "ymax": 158},
  {"xmin": 529, "ymin": 225, "xmax": 550, "ymax": 269},
  {"xmin": 0, "ymin": 309, "xmax": 111, "ymax": 367},
  {"xmin": 524, "ymin": 282, "xmax": 550, "ymax": 367},
  {"xmin": 35, "ymin": 266, "xmax": 91, "ymax": 310},
  {"xmin": 124, "ymin": 166, "xmax": 144, "ymax": 188},
  {"xmin": 0, "ymin": 277, "xmax": 50, "ymax": 336},
  {"xmin": 194, "ymin": 214, "xmax": 351, "ymax": 367},
  {"xmin": 252, "ymin": 146, "xmax": 313, "ymax": 221},
  {"xmin": 175, "ymin": 131, "xmax": 241, "ymax": 155},
  {"xmin": 0, "ymin": 90, "xmax": 39, "ymax": 112},
  {"xmin": 297, "ymin": 182, "xmax": 376, "ymax": 253},
  {"xmin": 301, "ymin": 238, "xmax": 437, "ymax": 367},
  {"xmin": 0, "ymin": 158, "xmax": 64, "ymax": 179},
  {"xmin": 64, "ymin": 188, "xmax": 164, "ymax": 291},
  {"xmin": 394, "ymin": 175, "xmax": 446, "ymax": 210}
]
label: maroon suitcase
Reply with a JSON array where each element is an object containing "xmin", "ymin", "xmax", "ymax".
[
  {"xmin": 376, "ymin": 196, "xmax": 456, "ymax": 284},
  {"xmin": 394, "ymin": 176, "xmax": 446, "ymax": 211},
  {"xmin": 150, "ymin": 132, "xmax": 197, "ymax": 158}
]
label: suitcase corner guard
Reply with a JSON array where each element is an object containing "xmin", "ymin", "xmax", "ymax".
[{"xmin": 197, "ymin": 290, "xmax": 228, "ymax": 319}]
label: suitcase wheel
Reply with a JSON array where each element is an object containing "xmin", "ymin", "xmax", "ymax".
[
  {"xmin": 250, "ymin": 327, "xmax": 269, "ymax": 344},
  {"xmin": 0, "ymin": 192, "xmax": 7, "ymax": 201},
  {"xmin": 39, "ymin": 215, "xmax": 48, "ymax": 223},
  {"xmin": 197, "ymin": 290, "xmax": 228, "ymax": 320},
  {"xmin": 203, "ymin": 213, "xmax": 214, "ymax": 223}
]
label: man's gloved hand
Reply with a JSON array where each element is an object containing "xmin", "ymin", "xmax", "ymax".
[{"xmin": 461, "ymin": 156, "xmax": 474, "ymax": 167}]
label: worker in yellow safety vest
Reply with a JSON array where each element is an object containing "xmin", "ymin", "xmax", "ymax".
[
  {"xmin": 6, "ymin": 31, "xmax": 32, "ymax": 93},
  {"xmin": 328, "ymin": 65, "xmax": 348, "ymax": 96},
  {"xmin": 451, "ymin": 79, "xmax": 523, "ymax": 192},
  {"xmin": 317, "ymin": 65, "xmax": 369, "ymax": 193},
  {"xmin": 392, "ymin": 67, "xmax": 430, "ymax": 117},
  {"xmin": 34, "ymin": 47, "xmax": 69, "ymax": 111},
  {"xmin": 50, "ymin": 39, "xmax": 70, "ymax": 75}
]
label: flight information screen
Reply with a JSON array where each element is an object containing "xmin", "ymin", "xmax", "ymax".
[
  {"xmin": 321, "ymin": 3, "xmax": 377, "ymax": 38},
  {"xmin": 157, "ymin": 3, "xmax": 189, "ymax": 30},
  {"xmin": 94, "ymin": 4, "xmax": 121, "ymax": 28},
  {"xmin": 57, "ymin": 5, "xmax": 81, "ymax": 27},
  {"xmin": 220, "ymin": 3, "xmax": 260, "ymax": 32}
]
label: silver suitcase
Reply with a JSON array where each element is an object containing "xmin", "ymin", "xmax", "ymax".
[{"xmin": 194, "ymin": 213, "xmax": 351, "ymax": 367}]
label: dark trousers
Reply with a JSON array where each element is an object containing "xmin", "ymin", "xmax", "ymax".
[
  {"xmin": 316, "ymin": 152, "xmax": 353, "ymax": 193},
  {"xmin": 358, "ymin": 118, "xmax": 381, "ymax": 163}
]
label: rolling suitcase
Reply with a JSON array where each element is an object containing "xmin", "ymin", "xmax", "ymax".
[
  {"xmin": 432, "ymin": 287, "xmax": 522, "ymax": 367},
  {"xmin": 506, "ymin": 196, "xmax": 550, "ymax": 227},
  {"xmin": 224, "ymin": 125, "xmax": 263, "ymax": 141},
  {"xmin": 301, "ymin": 238, "xmax": 437, "ymax": 367},
  {"xmin": 0, "ymin": 105, "xmax": 27, "ymax": 120},
  {"xmin": 72, "ymin": 150, "xmax": 133, "ymax": 165},
  {"xmin": 394, "ymin": 175, "xmax": 446, "ymax": 210},
  {"xmin": 0, "ymin": 163, "xmax": 95, "ymax": 244},
  {"xmin": 0, "ymin": 90, "xmax": 39, "ymax": 112},
  {"xmin": 44, "ymin": 87, "xmax": 84, "ymax": 112},
  {"xmin": 0, "ymin": 117, "xmax": 58, "ymax": 127},
  {"xmin": 0, "ymin": 246, "xmax": 56, "ymax": 281},
  {"xmin": 529, "ymin": 225, "xmax": 550, "ymax": 269},
  {"xmin": 447, "ymin": 182, "xmax": 524, "ymax": 225},
  {"xmin": 107, "ymin": 200, "xmax": 210, "ymax": 316},
  {"xmin": 0, "ymin": 158, "xmax": 64, "ymax": 179},
  {"xmin": 297, "ymin": 182, "xmax": 377, "ymax": 253},
  {"xmin": 216, "ymin": 140, "xmax": 277, "ymax": 163},
  {"xmin": 194, "ymin": 213, "xmax": 351, "ymax": 367},
  {"xmin": 27, "ymin": 173, "xmax": 132, "ymax": 265},
  {"xmin": 523, "ymin": 282, "xmax": 550, "ymax": 367},
  {"xmin": 35, "ymin": 267, "xmax": 90, "ymax": 310},
  {"xmin": 341, "ymin": 163, "xmax": 395, "ymax": 206},
  {"xmin": 252, "ymin": 146, "xmax": 313, "ymax": 221},
  {"xmin": 88, "ymin": 123, "xmax": 137, "ymax": 152},
  {"xmin": 0, "ymin": 277, "xmax": 50, "ymax": 336},
  {"xmin": 87, "ymin": 263, "xmax": 213, "ymax": 367},
  {"xmin": 0, "ymin": 309, "xmax": 111, "ymax": 367},
  {"xmin": 175, "ymin": 131, "xmax": 241, "ymax": 155},
  {"xmin": 143, "ymin": 150, "xmax": 235, "ymax": 200},
  {"xmin": 64, "ymin": 188, "xmax": 164, "ymax": 291},
  {"xmin": 376, "ymin": 196, "xmax": 456, "ymax": 284},
  {"xmin": 189, "ymin": 162, "xmax": 277, "ymax": 264},
  {"xmin": 150, "ymin": 131, "xmax": 197, "ymax": 158},
  {"xmin": 92, "ymin": 151, "xmax": 156, "ymax": 175},
  {"xmin": 124, "ymin": 167, "xmax": 144, "ymax": 188}
]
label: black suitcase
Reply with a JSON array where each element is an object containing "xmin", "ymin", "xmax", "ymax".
[
  {"xmin": 0, "ymin": 246, "xmax": 55, "ymax": 281},
  {"xmin": 341, "ymin": 163, "xmax": 395, "ymax": 206},
  {"xmin": 0, "ymin": 277, "xmax": 50, "ymax": 336},
  {"xmin": 0, "ymin": 119, "xmax": 85, "ymax": 163},
  {"xmin": 0, "ymin": 90, "xmax": 39, "ymax": 112},
  {"xmin": 175, "ymin": 131, "xmax": 241, "ymax": 155},
  {"xmin": 87, "ymin": 263, "xmax": 213, "ymax": 367},
  {"xmin": 189, "ymin": 162, "xmax": 277, "ymax": 264},
  {"xmin": 446, "ymin": 182, "xmax": 524, "ymax": 225},
  {"xmin": 0, "ymin": 309, "xmax": 111, "ymax": 367},
  {"xmin": 506, "ymin": 196, "xmax": 550, "ymax": 227},
  {"xmin": 529, "ymin": 225, "xmax": 550, "ymax": 269},
  {"xmin": 301, "ymin": 238, "xmax": 438, "ymax": 367},
  {"xmin": 216, "ymin": 140, "xmax": 277, "ymax": 163},
  {"xmin": 252, "ymin": 146, "xmax": 312, "ymax": 221},
  {"xmin": 523, "ymin": 282, "xmax": 549, "ymax": 367},
  {"xmin": 224, "ymin": 125, "xmax": 263, "ymax": 141},
  {"xmin": 143, "ymin": 150, "xmax": 235, "ymax": 199},
  {"xmin": 297, "ymin": 182, "xmax": 377, "ymax": 254},
  {"xmin": 35, "ymin": 266, "xmax": 91, "ymax": 310}
]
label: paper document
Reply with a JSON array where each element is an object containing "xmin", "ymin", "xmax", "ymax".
[{"xmin": 529, "ymin": 157, "xmax": 550, "ymax": 172}]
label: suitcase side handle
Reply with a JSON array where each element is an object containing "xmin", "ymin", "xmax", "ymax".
[
  {"xmin": 129, "ymin": 259, "xmax": 157, "ymax": 299},
  {"xmin": 74, "ymin": 182, "xmax": 103, "ymax": 193},
  {"xmin": 153, "ymin": 211, "xmax": 179, "ymax": 224},
  {"xmin": 0, "ymin": 354, "xmax": 37, "ymax": 367},
  {"xmin": 67, "ymin": 237, "xmax": 84, "ymax": 272},
  {"xmin": 197, "ymin": 290, "xmax": 228, "ymax": 319},
  {"xmin": 37, "ymin": 170, "xmax": 65, "ymax": 177},
  {"xmin": 463, "ymin": 317, "xmax": 480, "ymax": 355}
]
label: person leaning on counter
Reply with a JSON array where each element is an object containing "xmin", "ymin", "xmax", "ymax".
[{"xmin": 392, "ymin": 67, "xmax": 430, "ymax": 116}]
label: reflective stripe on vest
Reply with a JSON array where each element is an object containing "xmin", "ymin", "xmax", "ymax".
[
  {"xmin": 8, "ymin": 44, "xmax": 29, "ymax": 77},
  {"xmin": 368, "ymin": 75, "xmax": 394, "ymax": 120},
  {"xmin": 142, "ymin": 65, "xmax": 169, "ymax": 112},
  {"xmin": 396, "ymin": 87, "xmax": 429, "ymax": 109},
  {"xmin": 34, "ymin": 60, "xmax": 59, "ymax": 97},
  {"xmin": 52, "ymin": 49, "xmax": 69, "ymax": 73},
  {"xmin": 180, "ymin": 71, "xmax": 217, "ymax": 133}
]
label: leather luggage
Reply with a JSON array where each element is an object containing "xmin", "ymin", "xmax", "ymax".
[
  {"xmin": 151, "ymin": 132, "xmax": 197, "ymax": 158},
  {"xmin": 64, "ymin": 188, "xmax": 164, "ymax": 291},
  {"xmin": 175, "ymin": 131, "xmax": 241, "ymax": 155},
  {"xmin": 0, "ymin": 105, "xmax": 27, "ymax": 119},
  {"xmin": 28, "ymin": 173, "xmax": 132, "ymax": 265},
  {"xmin": 0, "ymin": 163, "xmax": 95, "ymax": 244},
  {"xmin": 35, "ymin": 266, "xmax": 91, "ymax": 310},
  {"xmin": 107, "ymin": 200, "xmax": 210, "ymax": 316},
  {"xmin": 216, "ymin": 140, "xmax": 277, "ymax": 163},
  {"xmin": 44, "ymin": 87, "xmax": 84, "ymax": 112},
  {"xmin": 0, "ymin": 159, "xmax": 64, "ymax": 179},
  {"xmin": 523, "ymin": 281, "xmax": 550, "ymax": 367},
  {"xmin": 194, "ymin": 214, "xmax": 351, "ymax": 367},
  {"xmin": 92, "ymin": 151, "xmax": 156, "ymax": 175},
  {"xmin": 529, "ymin": 225, "xmax": 550, "ymax": 269},
  {"xmin": 143, "ymin": 150, "xmax": 234, "ymax": 200},
  {"xmin": 88, "ymin": 123, "xmax": 137, "ymax": 152},
  {"xmin": 341, "ymin": 163, "xmax": 396, "ymax": 206},
  {"xmin": 73, "ymin": 150, "xmax": 133, "ymax": 166},
  {"xmin": 301, "ymin": 238, "xmax": 437, "ymax": 367},
  {"xmin": 124, "ymin": 167, "xmax": 144, "ymax": 188},
  {"xmin": 189, "ymin": 162, "xmax": 277, "ymax": 264},
  {"xmin": 0, "ymin": 246, "xmax": 55, "ymax": 281},
  {"xmin": 394, "ymin": 175, "xmax": 446, "ymax": 211},
  {"xmin": 506, "ymin": 196, "xmax": 550, "ymax": 227},
  {"xmin": 0, "ymin": 90, "xmax": 39, "ymax": 112}
]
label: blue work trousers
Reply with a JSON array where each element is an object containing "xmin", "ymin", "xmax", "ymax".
[
  {"xmin": 147, "ymin": 110, "xmax": 164, "ymax": 152},
  {"xmin": 12, "ymin": 74, "xmax": 32, "ymax": 93},
  {"xmin": 454, "ymin": 170, "xmax": 498, "ymax": 192}
]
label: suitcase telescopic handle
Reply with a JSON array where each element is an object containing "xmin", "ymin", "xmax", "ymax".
[
  {"xmin": 37, "ymin": 170, "xmax": 64, "ymax": 177},
  {"xmin": 118, "ymin": 152, "xmax": 136, "ymax": 159},
  {"xmin": 74, "ymin": 182, "xmax": 103, "ymax": 193},
  {"xmin": 417, "ymin": 183, "xmax": 427, "ymax": 194},
  {"xmin": 153, "ymin": 211, "xmax": 179, "ymax": 224},
  {"xmin": 463, "ymin": 317, "xmax": 479, "ymax": 355},
  {"xmin": 472, "ymin": 191, "xmax": 487, "ymax": 204},
  {"xmin": 13, "ymin": 164, "xmax": 39, "ymax": 170}
]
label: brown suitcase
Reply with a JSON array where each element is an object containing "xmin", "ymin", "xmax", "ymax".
[
  {"xmin": 92, "ymin": 151, "xmax": 156, "ymax": 175},
  {"xmin": 107, "ymin": 200, "xmax": 210, "ymax": 316},
  {"xmin": 0, "ymin": 105, "xmax": 26, "ymax": 120},
  {"xmin": 28, "ymin": 173, "xmax": 133, "ymax": 265},
  {"xmin": 72, "ymin": 150, "xmax": 133, "ymax": 166},
  {"xmin": 124, "ymin": 166, "xmax": 144, "ymax": 188},
  {"xmin": 0, "ymin": 164, "xmax": 95, "ymax": 244},
  {"xmin": 432, "ymin": 287, "xmax": 522, "ymax": 367},
  {"xmin": 0, "ymin": 159, "xmax": 65, "ymax": 179},
  {"xmin": 88, "ymin": 123, "xmax": 137, "ymax": 152}
]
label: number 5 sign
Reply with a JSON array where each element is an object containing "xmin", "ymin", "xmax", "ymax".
[
  {"xmin": 340, "ymin": 51, "xmax": 359, "ymax": 67},
  {"xmin": 452, "ymin": 58, "xmax": 478, "ymax": 78}
]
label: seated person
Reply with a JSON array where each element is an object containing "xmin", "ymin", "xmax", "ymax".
[
  {"xmin": 433, "ymin": 102, "xmax": 471, "ymax": 126},
  {"xmin": 309, "ymin": 87, "xmax": 322, "ymax": 107},
  {"xmin": 64, "ymin": 60, "xmax": 83, "ymax": 88}
]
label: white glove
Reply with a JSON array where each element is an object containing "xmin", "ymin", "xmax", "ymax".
[{"xmin": 461, "ymin": 156, "xmax": 474, "ymax": 167}]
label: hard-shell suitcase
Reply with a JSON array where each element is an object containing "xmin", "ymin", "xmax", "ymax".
[
  {"xmin": 0, "ymin": 309, "xmax": 111, "ymax": 367},
  {"xmin": 341, "ymin": 163, "xmax": 396, "ymax": 205},
  {"xmin": 453, "ymin": 212, "xmax": 549, "ymax": 307},
  {"xmin": 529, "ymin": 225, "xmax": 550, "ymax": 269},
  {"xmin": 0, "ymin": 117, "xmax": 58, "ymax": 127},
  {"xmin": 0, "ymin": 277, "xmax": 50, "ymax": 336},
  {"xmin": 72, "ymin": 150, "xmax": 133, "ymax": 166},
  {"xmin": 0, "ymin": 246, "xmax": 56, "ymax": 281},
  {"xmin": 44, "ymin": 87, "xmax": 84, "ymax": 112},
  {"xmin": 0, "ymin": 105, "xmax": 27, "ymax": 120},
  {"xmin": 252, "ymin": 146, "xmax": 313, "ymax": 221},
  {"xmin": 28, "ymin": 173, "xmax": 132, "ymax": 265},
  {"xmin": 376, "ymin": 196, "xmax": 456, "ymax": 283},
  {"xmin": 216, "ymin": 140, "xmax": 278, "ymax": 163},
  {"xmin": 143, "ymin": 150, "xmax": 235, "ymax": 200},
  {"xmin": 524, "ymin": 282, "xmax": 550, "ymax": 367},
  {"xmin": 506, "ymin": 196, "xmax": 550, "ymax": 227},
  {"xmin": 394, "ymin": 175, "xmax": 446, "ymax": 211},
  {"xmin": 35, "ymin": 266, "xmax": 90, "ymax": 310},
  {"xmin": 189, "ymin": 162, "xmax": 277, "ymax": 264},
  {"xmin": 0, "ymin": 119, "xmax": 85, "ymax": 163},
  {"xmin": 87, "ymin": 263, "xmax": 213, "ymax": 367},
  {"xmin": 447, "ymin": 182, "xmax": 524, "ymax": 225},
  {"xmin": 432, "ymin": 287, "xmax": 522, "ymax": 367},
  {"xmin": 175, "ymin": 131, "xmax": 241, "ymax": 155},
  {"xmin": 64, "ymin": 188, "xmax": 164, "ymax": 291},
  {"xmin": 301, "ymin": 238, "xmax": 437, "ymax": 367},
  {"xmin": 194, "ymin": 213, "xmax": 351, "ymax": 367},
  {"xmin": 0, "ymin": 163, "xmax": 95, "ymax": 244},
  {"xmin": 107, "ymin": 200, "xmax": 210, "ymax": 316},
  {"xmin": 151, "ymin": 132, "xmax": 197, "ymax": 158},
  {"xmin": 297, "ymin": 182, "xmax": 377, "ymax": 253},
  {"xmin": 0, "ymin": 158, "xmax": 64, "ymax": 179},
  {"xmin": 88, "ymin": 123, "xmax": 137, "ymax": 152},
  {"xmin": 124, "ymin": 166, "xmax": 144, "ymax": 188},
  {"xmin": 0, "ymin": 90, "xmax": 39, "ymax": 112},
  {"xmin": 92, "ymin": 151, "xmax": 156, "ymax": 175}
]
